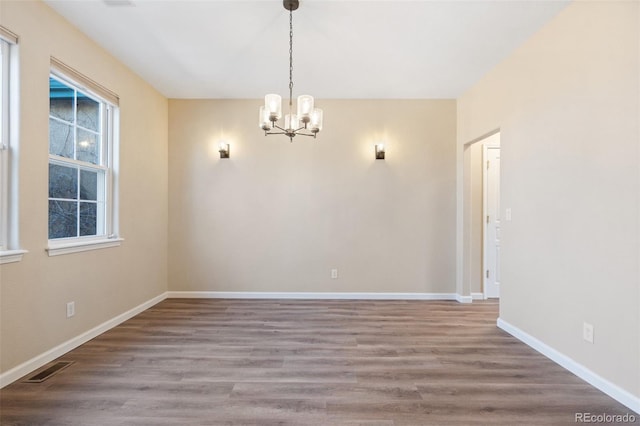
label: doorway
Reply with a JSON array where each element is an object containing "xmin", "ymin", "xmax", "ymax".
[
  {"xmin": 483, "ymin": 142, "xmax": 501, "ymax": 298},
  {"xmin": 462, "ymin": 131, "xmax": 500, "ymax": 301}
]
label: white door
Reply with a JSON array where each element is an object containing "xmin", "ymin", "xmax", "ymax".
[{"xmin": 484, "ymin": 146, "xmax": 501, "ymax": 298}]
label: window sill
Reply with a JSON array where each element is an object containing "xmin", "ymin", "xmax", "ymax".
[
  {"xmin": 47, "ymin": 237, "xmax": 123, "ymax": 257},
  {"xmin": 0, "ymin": 249, "xmax": 28, "ymax": 264}
]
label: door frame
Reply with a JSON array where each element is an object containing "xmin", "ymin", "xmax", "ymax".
[{"xmin": 482, "ymin": 141, "xmax": 500, "ymax": 299}]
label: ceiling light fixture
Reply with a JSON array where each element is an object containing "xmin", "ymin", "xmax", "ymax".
[{"xmin": 259, "ymin": 0, "xmax": 323, "ymax": 142}]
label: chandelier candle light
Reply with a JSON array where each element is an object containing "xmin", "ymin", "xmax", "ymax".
[{"xmin": 260, "ymin": 0, "xmax": 323, "ymax": 142}]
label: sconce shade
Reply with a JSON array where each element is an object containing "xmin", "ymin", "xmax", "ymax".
[
  {"xmin": 375, "ymin": 144, "xmax": 385, "ymax": 160},
  {"xmin": 219, "ymin": 143, "xmax": 230, "ymax": 159}
]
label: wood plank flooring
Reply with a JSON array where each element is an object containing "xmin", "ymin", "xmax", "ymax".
[{"xmin": 1, "ymin": 299, "xmax": 637, "ymax": 425}]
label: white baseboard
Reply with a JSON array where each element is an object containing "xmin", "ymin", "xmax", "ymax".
[
  {"xmin": 167, "ymin": 291, "xmax": 461, "ymax": 301},
  {"xmin": 0, "ymin": 292, "xmax": 168, "ymax": 389},
  {"xmin": 497, "ymin": 318, "xmax": 640, "ymax": 415},
  {"xmin": 471, "ymin": 292, "xmax": 485, "ymax": 300},
  {"xmin": 455, "ymin": 294, "xmax": 472, "ymax": 303}
]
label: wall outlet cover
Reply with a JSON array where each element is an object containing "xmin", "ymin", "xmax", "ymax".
[
  {"xmin": 583, "ymin": 322, "xmax": 594, "ymax": 344},
  {"xmin": 66, "ymin": 301, "xmax": 75, "ymax": 318}
]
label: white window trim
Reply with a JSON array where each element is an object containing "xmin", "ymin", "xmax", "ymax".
[
  {"xmin": 47, "ymin": 61, "xmax": 120, "ymax": 256},
  {"xmin": 0, "ymin": 28, "xmax": 26, "ymax": 264},
  {"xmin": 0, "ymin": 249, "xmax": 27, "ymax": 264},
  {"xmin": 47, "ymin": 236, "xmax": 123, "ymax": 257},
  {"xmin": 50, "ymin": 57, "xmax": 119, "ymax": 106},
  {"xmin": 0, "ymin": 26, "xmax": 18, "ymax": 45},
  {"xmin": 0, "ymin": 39, "xmax": 9, "ymax": 251}
]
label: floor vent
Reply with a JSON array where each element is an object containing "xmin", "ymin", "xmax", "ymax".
[{"xmin": 23, "ymin": 361, "xmax": 74, "ymax": 383}]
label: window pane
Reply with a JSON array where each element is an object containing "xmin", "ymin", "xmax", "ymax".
[
  {"xmin": 79, "ymin": 202, "xmax": 97, "ymax": 236},
  {"xmin": 49, "ymin": 163, "xmax": 78, "ymax": 199},
  {"xmin": 76, "ymin": 129, "xmax": 99, "ymax": 164},
  {"xmin": 49, "ymin": 78, "xmax": 74, "ymax": 122},
  {"xmin": 49, "ymin": 200, "xmax": 77, "ymax": 239},
  {"xmin": 77, "ymin": 94, "xmax": 100, "ymax": 132},
  {"xmin": 49, "ymin": 119, "xmax": 74, "ymax": 158},
  {"xmin": 79, "ymin": 169, "xmax": 98, "ymax": 201}
]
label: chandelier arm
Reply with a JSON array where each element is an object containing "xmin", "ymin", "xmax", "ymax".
[
  {"xmin": 264, "ymin": 129, "xmax": 316, "ymax": 138},
  {"xmin": 272, "ymin": 124, "xmax": 288, "ymax": 132}
]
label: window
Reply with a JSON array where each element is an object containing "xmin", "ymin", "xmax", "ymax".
[
  {"xmin": 0, "ymin": 39, "xmax": 9, "ymax": 250},
  {"xmin": 0, "ymin": 26, "xmax": 25, "ymax": 264},
  {"xmin": 48, "ymin": 59, "xmax": 121, "ymax": 256}
]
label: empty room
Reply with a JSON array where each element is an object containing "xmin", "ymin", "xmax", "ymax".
[{"xmin": 0, "ymin": 0, "xmax": 638, "ymax": 424}]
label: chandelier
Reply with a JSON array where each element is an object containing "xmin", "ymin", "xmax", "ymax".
[{"xmin": 259, "ymin": 0, "xmax": 323, "ymax": 142}]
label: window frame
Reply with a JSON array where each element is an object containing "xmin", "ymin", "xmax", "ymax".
[
  {"xmin": 0, "ymin": 28, "xmax": 26, "ymax": 264},
  {"xmin": 0, "ymin": 38, "xmax": 9, "ymax": 250},
  {"xmin": 47, "ymin": 64, "xmax": 121, "ymax": 256}
]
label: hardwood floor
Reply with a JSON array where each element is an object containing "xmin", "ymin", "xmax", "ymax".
[{"xmin": 1, "ymin": 299, "xmax": 636, "ymax": 425}]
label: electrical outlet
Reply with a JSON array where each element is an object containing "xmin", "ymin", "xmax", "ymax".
[
  {"xmin": 331, "ymin": 268, "xmax": 338, "ymax": 279},
  {"xmin": 66, "ymin": 301, "xmax": 75, "ymax": 318},
  {"xmin": 583, "ymin": 322, "xmax": 594, "ymax": 343}
]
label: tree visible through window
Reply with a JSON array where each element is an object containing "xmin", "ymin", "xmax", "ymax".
[{"xmin": 48, "ymin": 75, "xmax": 112, "ymax": 240}]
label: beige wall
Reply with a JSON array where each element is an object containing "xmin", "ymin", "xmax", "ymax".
[
  {"xmin": 169, "ymin": 99, "xmax": 456, "ymax": 294},
  {"xmin": 0, "ymin": 1, "xmax": 168, "ymax": 372},
  {"xmin": 457, "ymin": 0, "xmax": 639, "ymax": 397}
]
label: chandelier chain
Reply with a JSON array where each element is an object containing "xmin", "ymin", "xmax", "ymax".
[{"xmin": 288, "ymin": 8, "xmax": 294, "ymax": 110}]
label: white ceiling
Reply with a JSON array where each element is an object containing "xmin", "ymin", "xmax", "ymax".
[{"xmin": 44, "ymin": 0, "xmax": 570, "ymax": 99}]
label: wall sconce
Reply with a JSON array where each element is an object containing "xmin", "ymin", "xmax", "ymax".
[
  {"xmin": 218, "ymin": 143, "xmax": 230, "ymax": 159},
  {"xmin": 375, "ymin": 144, "xmax": 385, "ymax": 160}
]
